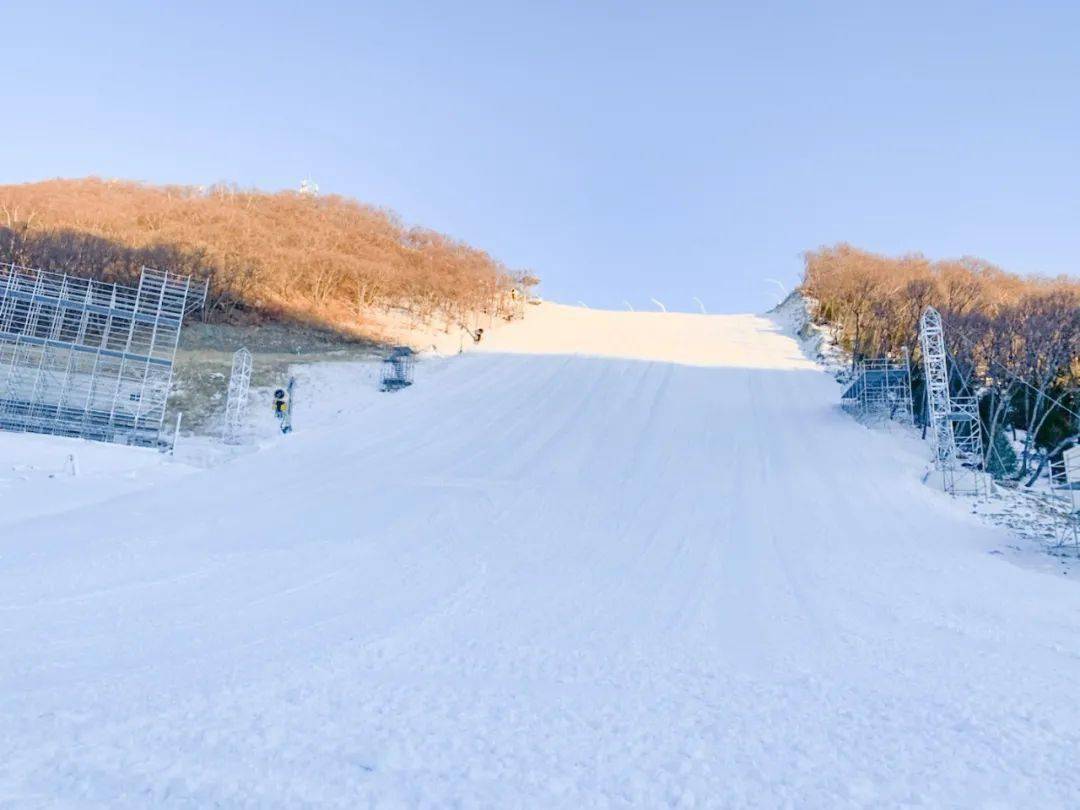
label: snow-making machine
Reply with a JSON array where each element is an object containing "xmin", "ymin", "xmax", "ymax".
[{"xmin": 381, "ymin": 347, "xmax": 415, "ymax": 392}]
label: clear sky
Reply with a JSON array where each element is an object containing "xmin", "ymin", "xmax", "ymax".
[{"xmin": 4, "ymin": 1, "xmax": 1078, "ymax": 312}]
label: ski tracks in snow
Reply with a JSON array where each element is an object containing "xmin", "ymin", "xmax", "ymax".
[{"xmin": 5, "ymin": 306, "xmax": 1080, "ymax": 806}]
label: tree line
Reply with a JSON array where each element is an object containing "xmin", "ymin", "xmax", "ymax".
[
  {"xmin": 0, "ymin": 178, "xmax": 537, "ymax": 334},
  {"xmin": 802, "ymin": 243, "xmax": 1080, "ymax": 484}
]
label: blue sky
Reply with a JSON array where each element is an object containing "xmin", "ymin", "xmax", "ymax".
[{"xmin": 4, "ymin": 1, "xmax": 1078, "ymax": 312}]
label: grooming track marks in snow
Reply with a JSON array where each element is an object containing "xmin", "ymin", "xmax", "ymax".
[{"xmin": 2, "ymin": 303, "xmax": 1080, "ymax": 808}]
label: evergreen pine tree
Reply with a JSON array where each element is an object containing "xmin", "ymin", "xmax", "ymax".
[{"xmin": 986, "ymin": 429, "xmax": 1018, "ymax": 479}]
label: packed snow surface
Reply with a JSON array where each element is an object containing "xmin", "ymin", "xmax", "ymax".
[{"xmin": 3, "ymin": 303, "xmax": 1080, "ymax": 807}]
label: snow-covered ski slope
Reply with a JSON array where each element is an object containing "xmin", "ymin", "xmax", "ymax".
[{"xmin": 4, "ymin": 303, "xmax": 1080, "ymax": 808}]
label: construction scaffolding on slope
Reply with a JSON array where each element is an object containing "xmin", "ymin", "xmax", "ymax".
[
  {"xmin": 222, "ymin": 347, "xmax": 254, "ymax": 445},
  {"xmin": 1049, "ymin": 446, "xmax": 1080, "ymax": 549},
  {"xmin": 918, "ymin": 306, "xmax": 985, "ymax": 496},
  {"xmin": 0, "ymin": 263, "xmax": 207, "ymax": 448},
  {"xmin": 841, "ymin": 349, "xmax": 914, "ymax": 424}
]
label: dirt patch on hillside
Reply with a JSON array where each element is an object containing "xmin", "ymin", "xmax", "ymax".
[
  {"xmin": 168, "ymin": 323, "xmax": 389, "ymax": 434},
  {"xmin": 180, "ymin": 321, "xmax": 385, "ymax": 355}
]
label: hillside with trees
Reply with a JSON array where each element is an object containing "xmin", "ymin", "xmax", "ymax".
[
  {"xmin": 0, "ymin": 178, "xmax": 536, "ymax": 339},
  {"xmin": 801, "ymin": 243, "xmax": 1079, "ymax": 485}
]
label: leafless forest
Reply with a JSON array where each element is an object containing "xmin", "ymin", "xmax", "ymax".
[{"xmin": 0, "ymin": 178, "xmax": 535, "ymax": 335}]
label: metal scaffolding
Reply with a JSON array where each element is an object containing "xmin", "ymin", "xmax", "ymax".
[
  {"xmin": 0, "ymin": 263, "xmax": 206, "ymax": 447},
  {"xmin": 222, "ymin": 347, "xmax": 253, "ymax": 444},
  {"xmin": 1050, "ymin": 446, "xmax": 1080, "ymax": 549},
  {"xmin": 841, "ymin": 349, "xmax": 914, "ymax": 424},
  {"xmin": 918, "ymin": 306, "xmax": 984, "ymax": 495}
]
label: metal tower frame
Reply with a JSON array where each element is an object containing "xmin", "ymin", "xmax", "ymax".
[
  {"xmin": 222, "ymin": 346, "xmax": 253, "ymax": 444},
  {"xmin": 918, "ymin": 306, "xmax": 984, "ymax": 495},
  {"xmin": 0, "ymin": 263, "xmax": 205, "ymax": 447}
]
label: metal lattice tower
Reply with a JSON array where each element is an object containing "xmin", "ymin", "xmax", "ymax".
[
  {"xmin": 0, "ymin": 263, "xmax": 205, "ymax": 447},
  {"xmin": 222, "ymin": 347, "xmax": 253, "ymax": 444},
  {"xmin": 918, "ymin": 306, "xmax": 983, "ymax": 495}
]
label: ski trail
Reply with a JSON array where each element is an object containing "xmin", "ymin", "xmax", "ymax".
[{"xmin": 4, "ymin": 303, "xmax": 1080, "ymax": 806}]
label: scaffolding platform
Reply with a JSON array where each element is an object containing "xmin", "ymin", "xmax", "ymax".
[
  {"xmin": 1049, "ymin": 447, "xmax": 1080, "ymax": 548},
  {"xmin": 841, "ymin": 353, "xmax": 913, "ymax": 424},
  {"xmin": 0, "ymin": 263, "xmax": 204, "ymax": 448}
]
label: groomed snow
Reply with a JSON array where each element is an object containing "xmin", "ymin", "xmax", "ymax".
[{"xmin": 3, "ymin": 303, "xmax": 1080, "ymax": 807}]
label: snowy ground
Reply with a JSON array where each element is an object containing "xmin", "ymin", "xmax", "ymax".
[
  {"xmin": 3, "ymin": 303, "xmax": 1080, "ymax": 807},
  {"xmin": 774, "ymin": 292, "xmax": 1080, "ymax": 580}
]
